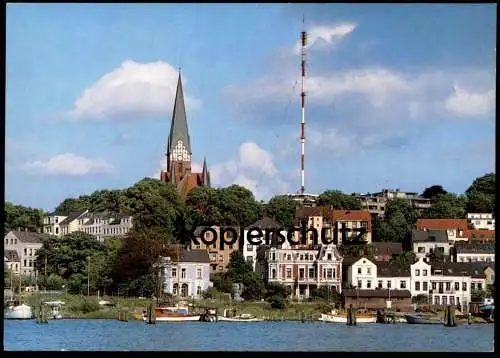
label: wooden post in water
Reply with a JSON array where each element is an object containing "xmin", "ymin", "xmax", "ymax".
[
  {"xmin": 147, "ymin": 302, "xmax": 156, "ymax": 324},
  {"xmin": 444, "ymin": 305, "xmax": 457, "ymax": 327}
]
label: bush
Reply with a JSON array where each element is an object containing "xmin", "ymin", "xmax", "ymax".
[
  {"xmin": 80, "ymin": 298, "xmax": 101, "ymax": 313},
  {"xmin": 267, "ymin": 295, "xmax": 287, "ymax": 310},
  {"xmin": 315, "ymin": 302, "xmax": 333, "ymax": 313},
  {"xmin": 202, "ymin": 286, "xmax": 220, "ymax": 299},
  {"xmin": 45, "ymin": 274, "xmax": 66, "ymax": 290},
  {"xmin": 265, "ymin": 283, "xmax": 291, "ymax": 299}
]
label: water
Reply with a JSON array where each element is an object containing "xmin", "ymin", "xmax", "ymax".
[{"xmin": 3, "ymin": 320, "xmax": 495, "ymax": 351}]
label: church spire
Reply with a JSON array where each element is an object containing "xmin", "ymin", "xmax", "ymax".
[
  {"xmin": 202, "ymin": 156, "xmax": 210, "ymax": 187},
  {"xmin": 167, "ymin": 72, "xmax": 192, "ymax": 171}
]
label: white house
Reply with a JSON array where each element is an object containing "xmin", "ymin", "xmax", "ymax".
[
  {"xmin": 410, "ymin": 258, "xmax": 487, "ymax": 310},
  {"xmin": 44, "ymin": 211, "xmax": 87, "ymax": 236},
  {"xmin": 346, "ymin": 257, "xmax": 410, "ymax": 291},
  {"xmin": 411, "ymin": 229, "xmax": 452, "ymax": 260},
  {"xmin": 243, "ymin": 217, "xmax": 289, "ymax": 271},
  {"xmin": 454, "ymin": 243, "xmax": 495, "ymax": 263},
  {"xmin": 4, "ymin": 231, "xmax": 52, "ymax": 277},
  {"xmin": 467, "ymin": 213, "xmax": 495, "ymax": 231}
]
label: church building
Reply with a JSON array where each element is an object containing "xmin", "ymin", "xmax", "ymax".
[{"xmin": 160, "ymin": 73, "xmax": 211, "ymax": 199}]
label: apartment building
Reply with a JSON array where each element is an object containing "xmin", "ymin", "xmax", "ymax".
[
  {"xmin": 453, "ymin": 243, "xmax": 495, "ymax": 263},
  {"xmin": 4, "ymin": 231, "xmax": 52, "ymax": 276},
  {"xmin": 411, "ymin": 229, "xmax": 453, "ymax": 260},
  {"xmin": 352, "ymin": 189, "xmax": 431, "ymax": 217},
  {"xmin": 191, "ymin": 226, "xmax": 240, "ymax": 273},
  {"xmin": 416, "ymin": 218, "xmax": 469, "ymax": 242},
  {"xmin": 44, "ymin": 211, "xmax": 133, "ymax": 241},
  {"xmin": 467, "ymin": 213, "xmax": 495, "ymax": 231},
  {"xmin": 346, "ymin": 257, "xmax": 411, "ymax": 291}
]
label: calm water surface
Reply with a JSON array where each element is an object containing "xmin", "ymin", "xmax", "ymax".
[{"xmin": 3, "ymin": 319, "xmax": 495, "ymax": 351}]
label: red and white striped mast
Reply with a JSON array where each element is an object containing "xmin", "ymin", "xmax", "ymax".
[{"xmin": 299, "ymin": 25, "xmax": 307, "ymax": 195}]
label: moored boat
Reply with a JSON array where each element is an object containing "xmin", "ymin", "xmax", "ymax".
[
  {"xmin": 217, "ymin": 309, "xmax": 264, "ymax": 322},
  {"xmin": 404, "ymin": 314, "xmax": 442, "ymax": 324},
  {"xmin": 4, "ymin": 300, "xmax": 34, "ymax": 320},
  {"xmin": 143, "ymin": 305, "xmax": 201, "ymax": 322},
  {"xmin": 44, "ymin": 300, "xmax": 65, "ymax": 319},
  {"xmin": 319, "ymin": 309, "xmax": 376, "ymax": 324}
]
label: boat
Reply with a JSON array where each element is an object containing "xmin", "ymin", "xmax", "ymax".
[
  {"xmin": 143, "ymin": 304, "xmax": 201, "ymax": 322},
  {"xmin": 4, "ymin": 300, "xmax": 34, "ymax": 320},
  {"xmin": 404, "ymin": 313, "xmax": 442, "ymax": 324},
  {"xmin": 44, "ymin": 300, "xmax": 65, "ymax": 319},
  {"xmin": 217, "ymin": 309, "xmax": 264, "ymax": 322},
  {"xmin": 319, "ymin": 309, "xmax": 376, "ymax": 324}
]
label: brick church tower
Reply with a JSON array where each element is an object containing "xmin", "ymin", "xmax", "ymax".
[{"xmin": 160, "ymin": 72, "xmax": 210, "ymax": 199}]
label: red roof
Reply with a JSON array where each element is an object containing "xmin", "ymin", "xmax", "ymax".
[
  {"xmin": 467, "ymin": 229, "xmax": 495, "ymax": 241},
  {"xmin": 331, "ymin": 210, "xmax": 372, "ymax": 231},
  {"xmin": 416, "ymin": 219, "xmax": 469, "ymax": 234}
]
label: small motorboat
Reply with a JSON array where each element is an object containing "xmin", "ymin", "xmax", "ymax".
[
  {"xmin": 217, "ymin": 309, "xmax": 264, "ymax": 322},
  {"xmin": 319, "ymin": 309, "xmax": 376, "ymax": 324},
  {"xmin": 404, "ymin": 314, "xmax": 442, "ymax": 324},
  {"xmin": 143, "ymin": 304, "xmax": 201, "ymax": 322},
  {"xmin": 44, "ymin": 300, "xmax": 65, "ymax": 319}
]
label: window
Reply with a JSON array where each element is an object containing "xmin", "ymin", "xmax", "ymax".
[
  {"xmin": 387, "ymin": 281, "xmax": 392, "ymax": 289},
  {"xmin": 432, "ymin": 282, "xmax": 437, "ymax": 290},
  {"xmin": 29, "ymin": 249, "xmax": 32, "ymax": 256},
  {"xmin": 367, "ymin": 267, "xmax": 371, "ymax": 275},
  {"xmin": 197, "ymin": 286, "xmax": 202, "ymax": 296},
  {"xmin": 415, "ymin": 269, "xmax": 420, "ymax": 276},
  {"xmin": 327, "ymin": 253, "xmax": 332, "ymax": 260},
  {"xmin": 24, "ymin": 248, "xmax": 27, "ymax": 255},
  {"xmin": 357, "ymin": 267, "xmax": 362, "ymax": 274},
  {"xmin": 299, "ymin": 268, "xmax": 305, "ymax": 280},
  {"xmin": 29, "ymin": 260, "xmax": 32, "ymax": 267},
  {"xmin": 172, "ymin": 284, "xmax": 178, "ymax": 295},
  {"xmin": 247, "ymin": 244, "xmax": 253, "ymax": 251},
  {"xmin": 454, "ymin": 282, "xmax": 459, "ymax": 291},
  {"xmin": 24, "ymin": 259, "xmax": 27, "ymax": 267},
  {"xmin": 445, "ymin": 282, "xmax": 451, "ymax": 291},
  {"xmin": 272, "ymin": 269, "xmax": 277, "ymax": 279},
  {"xmin": 462, "ymin": 282, "xmax": 467, "ymax": 291},
  {"xmin": 308, "ymin": 268, "xmax": 315, "ymax": 279},
  {"xmin": 470, "ymin": 283, "xmax": 475, "ymax": 291},
  {"xmin": 181, "ymin": 268, "xmax": 186, "ymax": 279},
  {"xmin": 442, "ymin": 296, "xmax": 447, "ymax": 305},
  {"xmin": 418, "ymin": 247, "xmax": 425, "ymax": 253},
  {"xmin": 357, "ymin": 280, "xmax": 362, "ymax": 288},
  {"xmin": 326, "ymin": 269, "xmax": 333, "ymax": 280},
  {"xmin": 400, "ymin": 281, "xmax": 406, "ymax": 289},
  {"xmin": 171, "ymin": 268, "xmax": 177, "ymax": 277},
  {"xmin": 423, "ymin": 269, "xmax": 428, "ymax": 276},
  {"xmin": 415, "ymin": 281, "xmax": 420, "ymax": 291},
  {"xmin": 286, "ymin": 268, "xmax": 292, "ymax": 279},
  {"xmin": 423, "ymin": 282, "xmax": 428, "ymax": 291},
  {"xmin": 378, "ymin": 280, "xmax": 383, "ymax": 288},
  {"xmin": 300, "ymin": 255, "xmax": 304, "ymax": 260},
  {"xmin": 196, "ymin": 268, "xmax": 202, "ymax": 279},
  {"xmin": 434, "ymin": 296, "xmax": 440, "ymax": 305},
  {"xmin": 478, "ymin": 283, "xmax": 483, "ymax": 290},
  {"xmin": 366, "ymin": 280, "xmax": 372, "ymax": 289},
  {"xmin": 55, "ymin": 217, "xmax": 58, "ymax": 223}
]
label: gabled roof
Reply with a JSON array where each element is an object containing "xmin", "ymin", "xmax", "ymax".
[
  {"xmin": 431, "ymin": 262, "xmax": 486, "ymax": 278},
  {"xmin": 416, "ymin": 219, "xmax": 469, "ymax": 233},
  {"xmin": 331, "ymin": 210, "xmax": 371, "ymax": 223},
  {"xmin": 343, "ymin": 289, "xmax": 411, "ymax": 298},
  {"xmin": 376, "ymin": 262, "xmax": 410, "ymax": 277},
  {"xmin": 467, "ymin": 229, "xmax": 495, "ymax": 240},
  {"xmin": 58, "ymin": 210, "xmax": 87, "ymax": 225},
  {"xmin": 411, "ymin": 229, "xmax": 448, "ymax": 243},
  {"xmin": 4, "ymin": 249, "xmax": 20, "ymax": 262},
  {"xmin": 295, "ymin": 206, "xmax": 332, "ymax": 218},
  {"xmin": 8, "ymin": 231, "xmax": 51, "ymax": 244},
  {"xmin": 246, "ymin": 217, "xmax": 282, "ymax": 230},
  {"xmin": 179, "ymin": 249, "xmax": 209, "ymax": 263}
]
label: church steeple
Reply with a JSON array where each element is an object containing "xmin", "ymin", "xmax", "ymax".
[
  {"xmin": 167, "ymin": 72, "xmax": 192, "ymax": 172},
  {"xmin": 202, "ymin": 157, "xmax": 210, "ymax": 187}
]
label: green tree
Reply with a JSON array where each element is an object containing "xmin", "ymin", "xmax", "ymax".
[
  {"xmin": 311, "ymin": 286, "xmax": 341, "ymax": 304},
  {"xmin": 184, "ymin": 186, "xmax": 224, "ymax": 227},
  {"xmin": 466, "ymin": 173, "xmax": 495, "ymax": 214},
  {"xmin": 421, "ymin": 185, "xmax": 448, "ymax": 199},
  {"xmin": 226, "ymin": 251, "xmax": 265, "ymax": 300},
  {"xmin": 373, "ymin": 199, "xmax": 416, "ymax": 245},
  {"xmin": 317, "ymin": 190, "xmax": 362, "ymax": 209},
  {"xmin": 217, "ymin": 185, "xmax": 262, "ymax": 226},
  {"xmin": 265, "ymin": 282, "xmax": 292, "ymax": 299},
  {"xmin": 421, "ymin": 193, "xmax": 467, "ymax": 219},
  {"xmin": 4, "ymin": 202, "xmax": 44, "ymax": 233},
  {"xmin": 390, "ymin": 251, "xmax": 416, "ymax": 270},
  {"xmin": 54, "ymin": 197, "xmax": 92, "ymax": 214},
  {"xmin": 265, "ymin": 195, "xmax": 301, "ymax": 229}
]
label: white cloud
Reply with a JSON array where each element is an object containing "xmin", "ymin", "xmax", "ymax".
[
  {"xmin": 22, "ymin": 153, "xmax": 115, "ymax": 176},
  {"xmin": 295, "ymin": 23, "xmax": 357, "ymax": 53},
  {"xmin": 210, "ymin": 142, "xmax": 289, "ymax": 201},
  {"xmin": 444, "ymin": 83, "xmax": 495, "ymax": 118},
  {"xmin": 69, "ymin": 60, "xmax": 201, "ymax": 120}
]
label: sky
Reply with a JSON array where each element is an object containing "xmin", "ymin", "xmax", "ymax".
[{"xmin": 5, "ymin": 4, "xmax": 496, "ymax": 211}]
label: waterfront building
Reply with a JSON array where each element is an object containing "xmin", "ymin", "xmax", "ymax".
[
  {"xmin": 410, "ymin": 258, "xmax": 487, "ymax": 309},
  {"xmin": 411, "ymin": 229, "xmax": 452, "ymax": 261},
  {"xmin": 467, "ymin": 213, "xmax": 495, "ymax": 231},
  {"xmin": 4, "ymin": 231, "xmax": 51, "ymax": 276},
  {"xmin": 416, "ymin": 218, "xmax": 469, "ymax": 242},
  {"xmin": 159, "ymin": 73, "xmax": 210, "ymax": 199},
  {"xmin": 342, "ymin": 289, "xmax": 412, "ymax": 311},
  {"xmin": 43, "ymin": 211, "xmax": 133, "ymax": 241},
  {"xmin": 453, "ymin": 242, "xmax": 495, "ymax": 263},
  {"xmin": 242, "ymin": 217, "xmax": 288, "ymax": 272},
  {"xmin": 351, "ymin": 189, "xmax": 431, "ymax": 217},
  {"xmin": 346, "ymin": 257, "xmax": 411, "ymax": 291},
  {"xmin": 261, "ymin": 244, "xmax": 343, "ymax": 300},
  {"xmin": 190, "ymin": 226, "xmax": 239, "ymax": 273},
  {"xmin": 162, "ymin": 249, "xmax": 211, "ymax": 299}
]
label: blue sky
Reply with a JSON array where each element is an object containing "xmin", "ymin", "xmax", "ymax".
[{"xmin": 6, "ymin": 4, "xmax": 496, "ymax": 211}]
